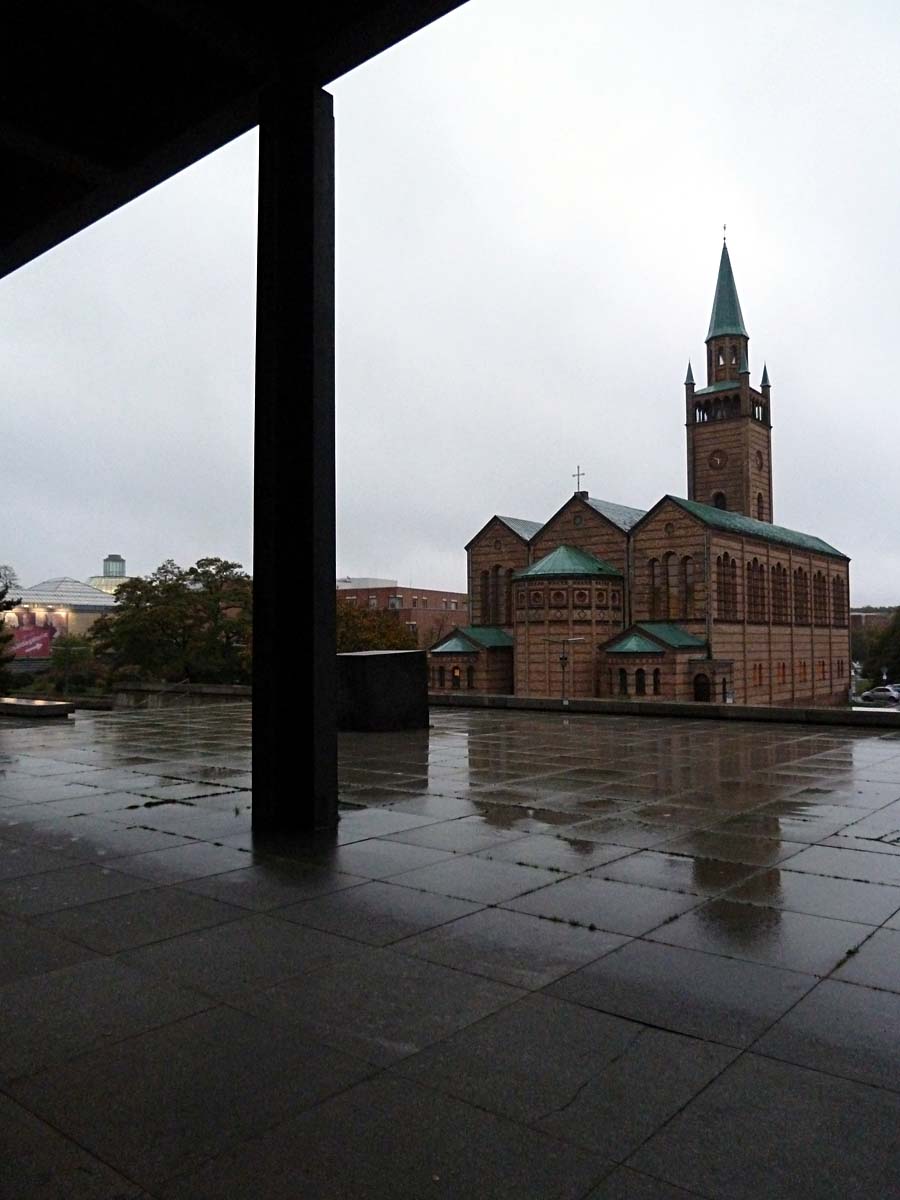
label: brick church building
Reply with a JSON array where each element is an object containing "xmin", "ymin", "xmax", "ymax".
[{"xmin": 430, "ymin": 244, "xmax": 851, "ymax": 706}]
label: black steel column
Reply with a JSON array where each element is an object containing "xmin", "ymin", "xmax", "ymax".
[{"xmin": 252, "ymin": 83, "xmax": 337, "ymax": 833}]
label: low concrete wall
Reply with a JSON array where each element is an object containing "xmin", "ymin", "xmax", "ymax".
[
  {"xmin": 12, "ymin": 693, "xmax": 114, "ymax": 710},
  {"xmin": 0, "ymin": 698, "xmax": 74, "ymax": 719},
  {"xmin": 113, "ymin": 684, "xmax": 251, "ymax": 709},
  {"xmin": 430, "ymin": 691, "xmax": 900, "ymax": 730},
  {"xmin": 338, "ymin": 650, "xmax": 428, "ymax": 732}
]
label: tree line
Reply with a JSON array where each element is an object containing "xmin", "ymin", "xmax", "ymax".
[{"xmin": 2, "ymin": 558, "xmax": 251, "ymax": 695}]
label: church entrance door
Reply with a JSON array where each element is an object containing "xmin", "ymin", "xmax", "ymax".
[{"xmin": 693, "ymin": 673, "xmax": 711, "ymax": 702}]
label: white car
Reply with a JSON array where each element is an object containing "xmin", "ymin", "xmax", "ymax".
[{"xmin": 859, "ymin": 685, "xmax": 900, "ymax": 705}]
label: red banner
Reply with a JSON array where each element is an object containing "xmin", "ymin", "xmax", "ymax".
[{"xmin": 12, "ymin": 627, "xmax": 55, "ymax": 658}]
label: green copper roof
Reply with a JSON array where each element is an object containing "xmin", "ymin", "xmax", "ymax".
[
  {"xmin": 498, "ymin": 515, "xmax": 543, "ymax": 540},
  {"xmin": 430, "ymin": 633, "xmax": 479, "ymax": 655},
  {"xmin": 514, "ymin": 545, "xmax": 622, "ymax": 579},
  {"xmin": 693, "ymin": 380, "xmax": 741, "ymax": 396},
  {"xmin": 462, "ymin": 625, "xmax": 514, "ymax": 647},
  {"xmin": 636, "ymin": 622, "xmax": 707, "ymax": 649},
  {"xmin": 761, "ymin": 363, "xmax": 770, "ymax": 387},
  {"xmin": 685, "ymin": 361, "xmax": 694, "ymax": 386},
  {"xmin": 605, "ymin": 633, "xmax": 665, "ymax": 655},
  {"xmin": 431, "ymin": 625, "xmax": 514, "ymax": 653},
  {"xmin": 706, "ymin": 244, "xmax": 748, "ymax": 341},
  {"xmin": 604, "ymin": 622, "xmax": 707, "ymax": 655},
  {"xmin": 585, "ymin": 497, "xmax": 647, "ymax": 531},
  {"xmin": 668, "ymin": 497, "xmax": 848, "ymax": 559}
]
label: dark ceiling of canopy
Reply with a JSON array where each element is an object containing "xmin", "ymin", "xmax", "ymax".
[{"xmin": 0, "ymin": 0, "xmax": 467, "ymax": 280}]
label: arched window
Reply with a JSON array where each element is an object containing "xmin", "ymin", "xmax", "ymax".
[
  {"xmin": 756, "ymin": 560, "xmax": 764, "ymax": 621},
  {"xmin": 757, "ymin": 493, "xmax": 764, "ymax": 521},
  {"xmin": 649, "ymin": 558, "xmax": 661, "ymax": 619},
  {"xmin": 505, "ymin": 568, "xmax": 514, "ymax": 625},
  {"xmin": 832, "ymin": 576, "xmax": 847, "ymax": 627},
  {"xmin": 717, "ymin": 348, "xmax": 725, "ymax": 367},
  {"xmin": 438, "ymin": 666, "xmax": 446, "ymax": 688},
  {"xmin": 664, "ymin": 552, "xmax": 678, "ymax": 619},
  {"xmin": 813, "ymin": 572, "xmax": 828, "ymax": 625},
  {"xmin": 653, "ymin": 668, "xmax": 661, "ymax": 695},
  {"xmin": 635, "ymin": 668, "xmax": 646, "ymax": 696},
  {"xmin": 466, "ymin": 666, "xmax": 475, "ymax": 689},
  {"xmin": 721, "ymin": 677, "xmax": 727, "ymax": 702},
  {"xmin": 712, "ymin": 491, "xmax": 727, "ymax": 510},
  {"xmin": 793, "ymin": 569, "xmax": 809, "ymax": 624},
  {"xmin": 490, "ymin": 564, "xmax": 502, "ymax": 626},
  {"xmin": 618, "ymin": 668, "xmax": 628, "ymax": 696},
  {"xmin": 479, "ymin": 571, "xmax": 490, "ymax": 624},
  {"xmin": 451, "ymin": 666, "xmax": 461, "ymax": 689},
  {"xmin": 681, "ymin": 556, "xmax": 694, "ymax": 618},
  {"xmin": 772, "ymin": 564, "xmax": 789, "ymax": 623},
  {"xmin": 717, "ymin": 552, "xmax": 738, "ymax": 620}
]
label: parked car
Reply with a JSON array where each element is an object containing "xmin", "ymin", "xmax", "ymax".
[{"xmin": 858, "ymin": 685, "xmax": 900, "ymax": 705}]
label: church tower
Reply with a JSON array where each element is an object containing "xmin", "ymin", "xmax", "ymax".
[{"xmin": 685, "ymin": 243, "xmax": 773, "ymax": 522}]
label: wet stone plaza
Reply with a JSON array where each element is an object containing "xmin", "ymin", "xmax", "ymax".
[{"xmin": 1, "ymin": 703, "xmax": 900, "ymax": 1198}]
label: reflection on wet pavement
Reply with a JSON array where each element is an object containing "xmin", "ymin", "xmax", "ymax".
[{"xmin": 2, "ymin": 702, "xmax": 900, "ymax": 1198}]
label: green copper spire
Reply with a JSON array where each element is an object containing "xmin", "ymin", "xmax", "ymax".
[
  {"xmin": 761, "ymin": 363, "xmax": 770, "ymax": 387},
  {"xmin": 685, "ymin": 361, "xmax": 694, "ymax": 386},
  {"xmin": 706, "ymin": 243, "xmax": 748, "ymax": 341}
]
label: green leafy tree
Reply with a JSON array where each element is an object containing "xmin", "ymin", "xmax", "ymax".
[
  {"xmin": 862, "ymin": 608, "xmax": 900, "ymax": 684},
  {"xmin": 89, "ymin": 558, "xmax": 252, "ymax": 684},
  {"xmin": 49, "ymin": 634, "xmax": 103, "ymax": 694},
  {"xmin": 336, "ymin": 602, "xmax": 418, "ymax": 653},
  {"xmin": 0, "ymin": 578, "xmax": 21, "ymax": 692}
]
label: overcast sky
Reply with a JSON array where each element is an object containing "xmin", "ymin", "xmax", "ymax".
[{"xmin": 3, "ymin": 0, "xmax": 899, "ymax": 602}]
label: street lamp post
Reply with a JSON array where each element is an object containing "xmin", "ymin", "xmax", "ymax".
[{"xmin": 542, "ymin": 636, "xmax": 586, "ymax": 705}]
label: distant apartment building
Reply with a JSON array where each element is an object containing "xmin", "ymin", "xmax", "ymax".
[{"xmin": 336, "ymin": 577, "xmax": 468, "ymax": 648}]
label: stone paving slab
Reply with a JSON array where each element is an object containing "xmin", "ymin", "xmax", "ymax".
[{"xmin": 3, "ymin": 702, "xmax": 900, "ymax": 1198}]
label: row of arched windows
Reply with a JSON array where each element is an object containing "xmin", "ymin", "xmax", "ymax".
[
  {"xmin": 431, "ymin": 665, "xmax": 475, "ymax": 690},
  {"xmin": 612, "ymin": 667, "xmax": 662, "ymax": 696},
  {"xmin": 694, "ymin": 395, "xmax": 740, "ymax": 423},
  {"xmin": 648, "ymin": 554, "xmax": 696, "ymax": 620},
  {"xmin": 716, "ymin": 559, "xmax": 848, "ymax": 626}
]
